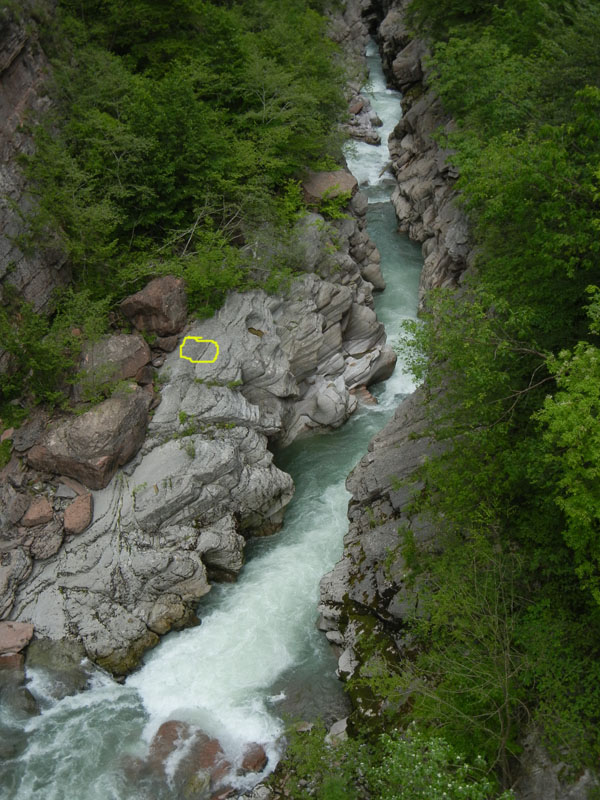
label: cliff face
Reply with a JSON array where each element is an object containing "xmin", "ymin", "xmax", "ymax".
[{"xmin": 0, "ymin": 3, "xmax": 70, "ymax": 312}]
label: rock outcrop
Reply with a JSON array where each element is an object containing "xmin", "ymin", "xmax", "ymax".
[
  {"xmin": 321, "ymin": 3, "xmax": 599, "ymax": 797},
  {"xmin": 2, "ymin": 173, "xmax": 395, "ymax": 674},
  {"xmin": 317, "ymin": 0, "xmax": 471, "ymax": 701},
  {"xmin": 375, "ymin": 4, "xmax": 471, "ymax": 306},
  {"xmin": 318, "ymin": 391, "xmax": 439, "ymax": 694},
  {"xmin": 0, "ymin": 2, "xmax": 70, "ymax": 313}
]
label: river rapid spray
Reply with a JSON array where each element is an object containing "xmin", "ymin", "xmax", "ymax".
[{"xmin": 0, "ymin": 42, "xmax": 422, "ymax": 799}]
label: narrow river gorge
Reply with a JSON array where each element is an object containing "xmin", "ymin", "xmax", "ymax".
[{"xmin": 2, "ymin": 42, "xmax": 423, "ymax": 800}]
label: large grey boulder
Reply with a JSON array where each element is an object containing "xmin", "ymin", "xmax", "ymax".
[
  {"xmin": 392, "ymin": 39, "xmax": 428, "ymax": 91},
  {"xmin": 27, "ymin": 388, "xmax": 152, "ymax": 490}
]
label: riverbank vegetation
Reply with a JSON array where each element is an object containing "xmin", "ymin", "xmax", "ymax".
[
  {"xmin": 0, "ymin": 0, "xmax": 345, "ymax": 418},
  {"xmin": 387, "ymin": 0, "xmax": 600, "ymax": 791}
]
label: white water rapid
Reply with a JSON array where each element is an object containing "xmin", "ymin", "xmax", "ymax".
[{"xmin": 0, "ymin": 41, "xmax": 423, "ymax": 799}]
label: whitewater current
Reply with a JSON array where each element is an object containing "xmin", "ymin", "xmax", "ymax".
[{"xmin": 0, "ymin": 41, "xmax": 422, "ymax": 799}]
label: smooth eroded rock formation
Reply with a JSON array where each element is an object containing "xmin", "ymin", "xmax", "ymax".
[{"xmin": 6, "ymin": 172, "xmax": 395, "ymax": 674}]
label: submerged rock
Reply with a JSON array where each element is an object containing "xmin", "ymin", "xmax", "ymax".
[
  {"xmin": 25, "ymin": 638, "xmax": 91, "ymax": 699},
  {"xmin": 240, "ymin": 743, "xmax": 268, "ymax": 774},
  {"xmin": 147, "ymin": 721, "xmax": 234, "ymax": 797}
]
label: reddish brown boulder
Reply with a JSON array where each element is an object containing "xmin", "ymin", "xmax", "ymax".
[
  {"xmin": 29, "ymin": 519, "xmax": 64, "ymax": 560},
  {"xmin": 302, "ymin": 170, "xmax": 358, "ymax": 206},
  {"xmin": 240, "ymin": 743, "xmax": 268, "ymax": 774},
  {"xmin": 148, "ymin": 721, "xmax": 232, "ymax": 789},
  {"xmin": 183, "ymin": 733, "xmax": 231, "ymax": 784},
  {"xmin": 76, "ymin": 334, "xmax": 151, "ymax": 399},
  {"xmin": 154, "ymin": 335, "xmax": 179, "ymax": 352},
  {"xmin": 27, "ymin": 388, "xmax": 151, "ymax": 490},
  {"xmin": 120, "ymin": 276, "xmax": 187, "ymax": 336},
  {"xmin": 64, "ymin": 493, "xmax": 93, "ymax": 535},
  {"xmin": 21, "ymin": 497, "xmax": 53, "ymax": 528},
  {"xmin": 0, "ymin": 621, "xmax": 34, "ymax": 654}
]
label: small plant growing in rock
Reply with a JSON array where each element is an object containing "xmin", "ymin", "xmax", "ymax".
[
  {"xmin": 0, "ymin": 439, "xmax": 12, "ymax": 469},
  {"xmin": 318, "ymin": 187, "xmax": 351, "ymax": 220},
  {"xmin": 131, "ymin": 482, "xmax": 147, "ymax": 500},
  {"xmin": 155, "ymin": 368, "xmax": 170, "ymax": 387}
]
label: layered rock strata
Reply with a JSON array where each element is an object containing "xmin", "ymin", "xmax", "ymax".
[{"xmin": 1, "ymin": 174, "xmax": 394, "ymax": 674}]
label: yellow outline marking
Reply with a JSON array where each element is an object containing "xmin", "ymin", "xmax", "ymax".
[{"xmin": 179, "ymin": 337, "xmax": 219, "ymax": 363}]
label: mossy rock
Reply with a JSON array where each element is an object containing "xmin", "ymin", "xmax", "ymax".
[{"xmin": 95, "ymin": 630, "xmax": 159, "ymax": 677}]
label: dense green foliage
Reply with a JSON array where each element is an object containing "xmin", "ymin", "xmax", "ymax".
[
  {"xmin": 272, "ymin": 722, "xmax": 514, "ymax": 800},
  {"xmin": 0, "ymin": 0, "xmax": 345, "ymax": 414},
  {"xmin": 386, "ymin": 0, "xmax": 600, "ymax": 787}
]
